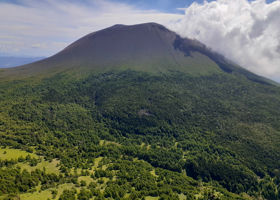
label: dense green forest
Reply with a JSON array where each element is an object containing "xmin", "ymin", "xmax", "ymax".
[{"xmin": 1, "ymin": 69, "xmax": 280, "ymax": 199}]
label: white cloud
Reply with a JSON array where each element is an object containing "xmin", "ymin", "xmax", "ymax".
[
  {"xmin": 171, "ymin": 0, "xmax": 280, "ymax": 80},
  {"xmin": 0, "ymin": 0, "xmax": 181, "ymax": 57}
]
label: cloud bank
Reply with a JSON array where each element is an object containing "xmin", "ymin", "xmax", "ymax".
[{"xmin": 172, "ymin": 0, "xmax": 280, "ymax": 80}]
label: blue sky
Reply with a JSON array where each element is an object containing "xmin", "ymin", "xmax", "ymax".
[
  {"xmin": 109, "ymin": 0, "xmax": 278, "ymax": 12},
  {"xmin": 112, "ymin": 0, "xmax": 276, "ymax": 9},
  {"xmin": 2, "ymin": 0, "xmax": 277, "ymax": 13},
  {"xmin": 109, "ymin": 0, "xmax": 204, "ymax": 13},
  {"xmin": 0, "ymin": 0, "xmax": 280, "ymax": 80}
]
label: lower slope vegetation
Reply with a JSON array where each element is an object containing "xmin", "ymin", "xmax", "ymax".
[{"xmin": 1, "ymin": 70, "xmax": 280, "ymax": 199}]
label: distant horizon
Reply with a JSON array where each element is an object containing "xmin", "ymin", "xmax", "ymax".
[{"xmin": 0, "ymin": 55, "xmax": 45, "ymax": 69}]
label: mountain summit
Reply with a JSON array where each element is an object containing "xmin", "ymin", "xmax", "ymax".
[{"xmin": 1, "ymin": 23, "xmax": 271, "ymax": 84}]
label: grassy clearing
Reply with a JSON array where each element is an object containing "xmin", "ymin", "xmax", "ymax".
[
  {"xmin": 20, "ymin": 183, "xmax": 76, "ymax": 200},
  {"xmin": 0, "ymin": 147, "xmax": 37, "ymax": 160},
  {"xmin": 17, "ymin": 159, "xmax": 60, "ymax": 174},
  {"xmin": 178, "ymin": 193, "xmax": 187, "ymax": 200},
  {"xmin": 20, "ymin": 188, "xmax": 52, "ymax": 200},
  {"xmin": 78, "ymin": 176, "xmax": 93, "ymax": 186},
  {"xmin": 150, "ymin": 169, "xmax": 158, "ymax": 177},
  {"xmin": 145, "ymin": 196, "xmax": 159, "ymax": 200},
  {"xmin": 93, "ymin": 157, "xmax": 103, "ymax": 169}
]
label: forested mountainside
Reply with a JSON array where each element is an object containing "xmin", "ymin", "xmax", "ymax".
[{"xmin": 0, "ymin": 23, "xmax": 280, "ymax": 200}]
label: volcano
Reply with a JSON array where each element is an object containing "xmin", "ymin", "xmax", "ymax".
[
  {"xmin": 1, "ymin": 23, "xmax": 272, "ymax": 85},
  {"xmin": 1, "ymin": 23, "xmax": 280, "ymax": 200}
]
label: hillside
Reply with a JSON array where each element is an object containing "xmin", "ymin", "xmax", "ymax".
[{"xmin": 0, "ymin": 23, "xmax": 280, "ymax": 200}]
